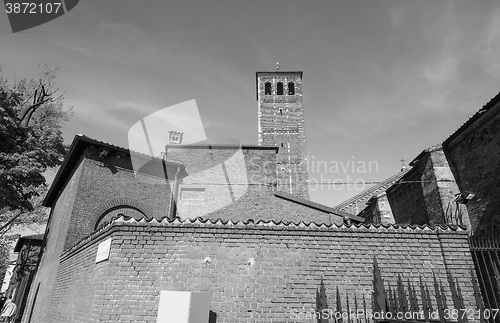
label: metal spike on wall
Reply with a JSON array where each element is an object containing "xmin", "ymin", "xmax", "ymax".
[
  {"xmin": 433, "ymin": 273, "xmax": 446, "ymax": 323},
  {"xmin": 455, "ymin": 278, "xmax": 465, "ymax": 311},
  {"xmin": 387, "ymin": 283, "xmax": 394, "ymax": 314},
  {"xmin": 397, "ymin": 274, "xmax": 408, "ymax": 312},
  {"xmin": 426, "ymin": 284, "xmax": 433, "ymax": 317},
  {"xmin": 439, "ymin": 280, "xmax": 449, "ymax": 314},
  {"xmin": 316, "ymin": 277, "xmax": 329, "ymax": 323},
  {"xmin": 447, "ymin": 274, "xmax": 466, "ymax": 323},
  {"xmin": 372, "ymin": 256, "xmax": 387, "ymax": 313},
  {"xmin": 420, "ymin": 276, "xmax": 430, "ymax": 322},
  {"xmin": 408, "ymin": 278, "xmax": 419, "ymax": 313},
  {"xmin": 393, "ymin": 288, "xmax": 399, "ymax": 313},
  {"xmin": 336, "ymin": 286, "xmax": 342, "ymax": 322}
]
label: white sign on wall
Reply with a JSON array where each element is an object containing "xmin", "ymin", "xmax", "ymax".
[
  {"xmin": 156, "ymin": 291, "xmax": 211, "ymax": 323},
  {"xmin": 95, "ymin": 237, "xmax": 112, "ymax": 263}
]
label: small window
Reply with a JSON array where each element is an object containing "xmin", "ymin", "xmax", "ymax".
[
  {"xmin": 264, "ymin": 82, "xmax": 272, "ymax": 95},
  {"xmin": 279, "ymin": 108, "xmax": 283, "ymax": 115},
  {"xmin": 288, "ymin": 82, "xmax": 295, "ymax": 95},
  {"xmin": 277, "ymin": 82, "xmax": 284, "ymax": 95}
]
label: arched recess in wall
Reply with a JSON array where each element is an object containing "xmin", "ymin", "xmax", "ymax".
[
  {"xmin": 89, "ymin": 197, "xmax": 154, "ymax": 230},
  {"xmin": 95, "ymin": 206, "xmax": 147, "ymax": 229},
  {"xmin": 264, "ymin": 82, "xmax": 272, "ymax": 95},
  {"xmin": 277, "ymin": 82, "xmax": 284, "ymax": 95}
]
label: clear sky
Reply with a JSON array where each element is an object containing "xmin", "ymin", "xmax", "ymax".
[{"xmin": 1, "ymin": 0, "xmax": 500, "ymax": 207}]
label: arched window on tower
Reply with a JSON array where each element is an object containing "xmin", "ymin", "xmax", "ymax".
[
  {"xmin": 277, "ymin": 82, "xmax": 284, "ymax": 95},
  {"xmin": 264, "ymin": 82, "xmax": 272, "ymax": 95},
  {"xmin": 288, "ymin": 82, "xmax": 295, "ymax": 95}
]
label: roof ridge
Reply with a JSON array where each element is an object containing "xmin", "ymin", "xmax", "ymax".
[
  {"xmin": 334, "ymin": 169, "xmax": 408, "ymax": 209},
  {"xmin": 444, "ymin": 90, "xmax": 500, "ymax": 145}
]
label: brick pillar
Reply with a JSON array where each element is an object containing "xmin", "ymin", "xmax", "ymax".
[
  {"xmin": 429, "ymin": 147, "xmax": 471, "ymax": 228},
  {"xmin": 375, "ymin": 192, "xmax": 395, "ymax": 225}
]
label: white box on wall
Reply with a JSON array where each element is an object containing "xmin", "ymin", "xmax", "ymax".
[{"xmin": 156, "ymin": 291, "xmax": 211, "ymax": 323}]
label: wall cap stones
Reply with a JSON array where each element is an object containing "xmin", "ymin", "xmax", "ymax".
[{"xmin": 60, "ymin": 214, "xmax": 469, "ymax": 261}]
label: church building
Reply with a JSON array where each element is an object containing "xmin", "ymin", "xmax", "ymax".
[{"xmin": 18, "ymin": 70, "xmax": 478, "ymax": 323}]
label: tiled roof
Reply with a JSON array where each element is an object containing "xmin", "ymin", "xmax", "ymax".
[
  {"xmin": 44, "ymin": 134, "xmax": 183, "ymax": 207},
  {"xmin": 110, "ymin": 214, "xmax": 466, "ymax": 231},
  {"xmin": 334, "ymin": 169, "xmax": 409, "ymax": 211},
  {"xmin": 444, "ymin": 91, "xmax": 500, "ymax": 145},
  {"xmin": 274, "ymin": 190, "xmax": 364, "ymax": 222}
]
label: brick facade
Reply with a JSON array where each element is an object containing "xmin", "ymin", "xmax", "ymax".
[
  {"xmin": 44, "ymin": 219, "xmax": 475, "ymax": 323},
  {"xmin": 358, "ymin": 192, "xmax": 394, "ymax": 225},
  {"xmin": 257, "ymin": 71, "xmax": 309, "ymax": 199},
  {"xmin": 21, "ymin": 134, "xmax": 484, "ymax": 323},
  {"xmin": 23, "ymin": 136, "xmax": 352, "ymax": 323},
  {"xmin": 24, "ymin": 140, "xmax": 174, "ymax": 323},
  {"xmin": 25, "ymin": 157, "xmax": 84, "ymax": 323},
  {"xmin": 354, "ymin": 93, "xmax": 500, "ymax": 232},
  {"xmin": 165, "ymin": 144, "xmax": 343, "ymax": 224},
  {"xmin": 166, "ymin": 145, "xmax": 277, "ymax": 220},
  {"xmin": 385, "ymin": 146, "xmax": 467, "ymax": 226},
  {"xmin": 443, "ymin": 93, "xmax": 500, "ymax": 233},
  {"xmin": 386, "ymin": 165, "xmax": 430, "ymax": 225}
]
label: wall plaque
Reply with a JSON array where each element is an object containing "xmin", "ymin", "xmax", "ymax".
[{"xmin": 95, "ymin": 237, "xmax": 112, "ymax": 263}]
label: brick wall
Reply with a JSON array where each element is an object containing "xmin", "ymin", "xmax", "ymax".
[
  {"xmin": 386, "ymin": 147, "xmax": 466, "ymax": 226},
  {"xmin": 359, "ymin": 193, "xmax": 394, "ymax": 225},
  {"xmin": 45, "ymin": 220, "xmax": 476, "ymax": 323},
  {"xmin": 166, "ymin": 146, "xmax": 277, "ymax": 220},
  {"xmin": 429, "ymin": 148, "xmax": 470, "ymax": 227},
  {"xmin": 443, "ymin": 101, "xmax": 500, "ymax": 233},
  {"xmin": 23, "ymin": 147, "xmax": 173, "ymax": 323},
  {"xmin": 23, "ymin": 157, "xmax": 85, "ymax": 323},
  {"xmin": 68, "ymin": 146, "xmax": 172, "ymax": 249},
  {"xmin": 421, "ymin": 150, "xmax": 445, "ymax": 224},
  {"xmin": 166, "ymin": 145, "xmax": 335, "ymax": 224},
  {"xmin": 387, "ymin": 166, "xmax": 430, "ymax": 225},
  {"xmin": 50, "ymin": 234, "xmax": 111, "ymax": 323}
]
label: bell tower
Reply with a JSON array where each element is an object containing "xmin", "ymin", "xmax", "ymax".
[{"xmin": 256, "ymin": 67, "xmax": 309, "ymax": 199}]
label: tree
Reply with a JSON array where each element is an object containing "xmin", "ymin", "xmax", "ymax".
[{"xmin": 0, "ymin": 65, "xmax": 71, "ymax": 229}]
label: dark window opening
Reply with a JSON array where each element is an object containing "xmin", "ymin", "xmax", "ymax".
[
  {"xmin": 277, "ymin": 82, "xmax": 284, "ymax": 95},
  {"xmin": 279, "ymin": 108, "xmax": 283, "ymax": 115},
  {"xmin": 288, "ymin": 82, "xmax": 295, "ymax": 95},
  {"xmin": 264, "ymin": 82, "xmax": 272, "ymax": 95}
]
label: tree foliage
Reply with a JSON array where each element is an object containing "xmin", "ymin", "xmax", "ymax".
[{"xmin": 0, "ymin": 65, "xmax": 70, "ymax": 216}]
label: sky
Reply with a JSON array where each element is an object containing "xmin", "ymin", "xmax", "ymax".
[{"xmin": 1, "ymin": 0, "xmax": 500, "ymax": 207}]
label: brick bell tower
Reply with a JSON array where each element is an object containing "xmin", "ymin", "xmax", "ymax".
[{"xmin": 256, "ymin": 64, "xmax": 309, "ymax": 199}]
